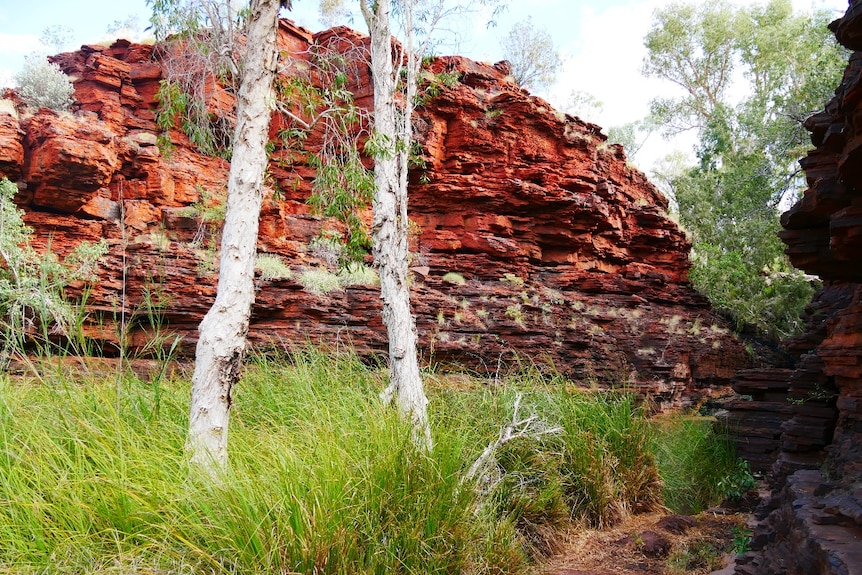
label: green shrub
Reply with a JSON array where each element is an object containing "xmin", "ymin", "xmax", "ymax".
[
  {"xmin": 689, "ymin": 245, "xmax": 816, "ymax": 340},
  {"xmin": 298, "ymin": 263, "xmax": 379, "ymax": 294},
  {"xmin": 442, "ymin": 271, "xmax": 466, "ymax": 285},
  {"xmin": 489, "ymin": 434, "xmax": 570, "ymax": 557},
  {"xmin": 0, "ymin": 178, "xmax": 107, "ymax": 360},
  {"xmin": 14, "ymin": 56, "xmax": 75, "ymax": 112},
  {"xmin": 337, "ymin": 262, "xmax": 379, "ymax": 287},
  {"xmin": 299, "ymin": 267, "xmax": 342, "ymax": 294},
  {"xmin": 254, "ymin": 253, "xmax": 292, "ymax": 280}
]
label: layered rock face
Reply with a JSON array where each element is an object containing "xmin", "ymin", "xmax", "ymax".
[
  {"xmin": 731, "ymin": 2, "xmax": 862, "ymax": 573},
  {"xmin": 0, "ymin": 22, "xmax": 750, "ymax": 407}
]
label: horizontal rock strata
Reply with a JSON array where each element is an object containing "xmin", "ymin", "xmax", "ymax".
[{"xmin": 0, "ymin": 22, "xmax": 751, "ymax": 408}]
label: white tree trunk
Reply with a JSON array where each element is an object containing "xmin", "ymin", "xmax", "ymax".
[
  {"xmin": 187, "ymin": 0, "xmax": 282, "ymax": 477},
  {"xmin": 361, "ymin": 0, "xmax": 432, "ymax": 450}
]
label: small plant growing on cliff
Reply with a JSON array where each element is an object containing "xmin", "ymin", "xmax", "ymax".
[
  {"xmin": 338, "ymin": 262, "xmax": 379, "ymax": 287},
  {"xmin": 414, "ymin": 67, "xmax": 461, "ymax": 107},
  {"xmin": 485, "ymin": 107, "xmax": 503, "ymax": 120},
  {"xmin": 153, "ymin": 64, "xmax": 246, "ymax": 157},
  {"xmin": 442, "ymin": 271, "xmax": 466, "ymax": 285},
  {"xmin": 255, "ymin": 254, "xmax": 292, "ymax": 280},
  {"xmin": 185, "ymin": 186, "xmax": 227, "ymax": 224},
  {"xmin": 299, "ymin": 267, "xmax": 342, "ymax": 295},
  {"xmin": 500, "ymin": 272, "xmax": 525, "ymax": 288},
  {"xmin": 0, "ymin": 178, "xmax": 107, "ymax": 361},
  {"xmin": 505, "ymin": 304, "xmax": 526, "ymax": 327},
  {"xmin": 308, "ymin": 232, "xmax": 345, "ymax": 267},
  {"xmin": 14, "ymin": 55, "xmax": 75, "ymax": 112}
]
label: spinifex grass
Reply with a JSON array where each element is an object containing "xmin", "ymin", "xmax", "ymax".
[
  {"xmin": 0, "ymin": 351, "xmax": 523, "ymax": 574},
  {"xmin": 650, "ymin": 415, "xmax": 756, "ymax": 514},
  {"xmin": 431, "ymin": 370, "xmax": 663, "ymax": 557},
  {"xmin": 0, "ymin": 348, "xmax": 748, "ymax": 573}
]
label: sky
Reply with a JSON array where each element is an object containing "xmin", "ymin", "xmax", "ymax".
[{"xmin": 0, "ymin": 0, "xmax": 851, "ymax": 171}]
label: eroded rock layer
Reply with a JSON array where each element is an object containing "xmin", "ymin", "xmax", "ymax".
[
  {"xmin": 0, "ymin": 22, "xmax": 750, "ymax": 407},
  {"xmin": 732, "ymin": 2, "xmax": 862, "ymax": 573}
]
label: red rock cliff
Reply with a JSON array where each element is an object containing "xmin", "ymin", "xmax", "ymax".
[{"xmin": 0, "ymin": 21, "xmax": 751, "ymax": 408}]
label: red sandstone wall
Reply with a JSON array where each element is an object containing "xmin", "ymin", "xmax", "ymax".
[{"xmin": 0, "ymin": 21, "xmax": 751, "ymax": 408}]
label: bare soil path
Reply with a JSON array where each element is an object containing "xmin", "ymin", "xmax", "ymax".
[{"xmin": 537, "ymin": 511, "xmax": 748, "ymax": 575}]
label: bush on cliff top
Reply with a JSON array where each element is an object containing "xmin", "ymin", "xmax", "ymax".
[{"xmin": 13, "ymin": 55, "xmax": 76, "ymax": 112}]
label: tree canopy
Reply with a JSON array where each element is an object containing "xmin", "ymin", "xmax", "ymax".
[
  {"xmin": 643, "ymin": 0, "xmax": 846, "ymax": 340},
  {"xmin": 500, "ymin": 16, "xmax": 561, "ymax": 91}
]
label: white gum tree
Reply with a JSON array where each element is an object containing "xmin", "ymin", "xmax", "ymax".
[
  {"xmin": 186, "ymin": 0, "xmax": 287, "ymax": 476},
  {"xmin": 359, "ymin": 0, "xmax": 433, "ymax": 451},
  {"xmin": 149, "ymin": 0, "xmax": 289, "ymax": 477},
  {"xmin": 323, "ymin": 0, "xmax": 504, "ymax": 449},
  {"xmin": 150, "ymin": 0, "xmax": 503, "ymax": 469}
]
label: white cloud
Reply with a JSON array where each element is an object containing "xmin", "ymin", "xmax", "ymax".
[
  {"xmin": 0, "ymin": 33, "xmax": 41, "ymax": 88},
  {"xmin": 0, "ymin": 33, "xmax": 40, "ymax": 56}
]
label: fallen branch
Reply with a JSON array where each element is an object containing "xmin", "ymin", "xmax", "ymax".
[{"xmin": 464, "ymin": 392, "xmax": 562, "ymax": 499}]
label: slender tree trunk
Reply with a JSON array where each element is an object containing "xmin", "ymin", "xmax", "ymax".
[
  {"xmin": 361, "ymin": 0, "xmax": 431, "ymax": 450},
  {"xmin": 187, "ymin": 0, "xmax": 282, "ymax": 477}
]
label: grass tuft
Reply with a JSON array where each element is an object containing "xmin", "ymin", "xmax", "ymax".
[{"xmin": 650, "ymin": 415, "xmax": 755, "ymax": 514}]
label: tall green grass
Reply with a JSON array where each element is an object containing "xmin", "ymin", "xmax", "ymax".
[
  {"xmin": 0, "ymin": 349, "xmax": 749, "ymax": 574},
  {"xmin": 0, "ymin": 351, "xmax": 523, "ymax": 574},
  {"xmin": 427, "ymin": 370, "xmax": 662, "ymax": 557},
  {"xmin": 650, "ymin": 415, "xmax": 756, "ymax": 514}
]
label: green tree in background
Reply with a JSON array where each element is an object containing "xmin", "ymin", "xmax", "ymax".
[
  {"xmin": 643, "ymin": 0, "xmax": 846, "ymax": 340},
  {"xmin": 501, "ymin": 16, "xmax": 561, "ymax": 91}
]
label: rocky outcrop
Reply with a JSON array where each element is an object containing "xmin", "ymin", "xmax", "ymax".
[
  {"xmin": 0, "ymin": 22, "xmax": 751, "ymax": 408},
  {"xmin": 739, "ymin": 471, "xmax": 862, "ymax": 575},
  {"xmin": 724, "ymin": 368, "xmax": 795, "ymax": 474},
  {"xmin": 730, "ymin": 2, "xmax": 862, "ymax": 573},
  {"xmin": 0, "ymin": 105, "xmax": 23, "ymax": 180}
]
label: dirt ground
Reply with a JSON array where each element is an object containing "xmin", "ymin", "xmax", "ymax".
[{"xmin": 537, "ymin": 509, "xmax": 749, "ymax": 575}]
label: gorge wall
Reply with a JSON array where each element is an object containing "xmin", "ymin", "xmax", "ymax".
[
  {"xmin": 0, "ymin": 21, "xmax": 751, "ymax": 407},
  {"xmin": 729, "ymin": 1, "xmax": 862, "ymax": 573}
]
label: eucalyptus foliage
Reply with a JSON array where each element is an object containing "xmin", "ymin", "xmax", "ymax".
[
  {"xmin": 148, "ymin": 0, "xmax": 253, "ymax": 159},
  {"xmin": 286, "ymin": 51, "xmax": 376, "ymax": 266},
  {"xmin": 644, "ymin": 0, "xmax": 846, "ymax": 339}
]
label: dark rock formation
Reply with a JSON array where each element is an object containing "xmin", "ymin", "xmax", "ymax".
[
  {"xmin": 730, "ymin": 2, "xmax": 862, "ymax": 573},
  {"xmin": 0, "ymin": 22, "xmax": 751, "ymax": 408},
  {"xmin": 724, "ymin": 368, "xmax": 795, "ymax": 474}
]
